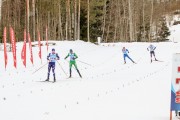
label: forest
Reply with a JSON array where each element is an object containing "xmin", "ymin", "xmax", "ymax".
[{"xmin": 0, "ymin": 0, "xmax": 180, "ymax": 43}]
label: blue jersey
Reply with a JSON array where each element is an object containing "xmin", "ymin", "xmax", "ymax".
[
  {"xmin": 47, "ymin": 53, "xmax": 60, "ymax": 64},
  {"xmin": 122, "ymin": 49, "xmax": 129, "ymax": 55}
]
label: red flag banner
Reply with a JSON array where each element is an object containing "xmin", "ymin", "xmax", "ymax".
[
  {"xmin": 10, "ymin": 27, "xmax": 17, "ymax": 68},
  {"xmin": 3, "ymin": 27, "xmax": 8, "ymax": 69},
  {"xmin": 46, "ymin": 26, "xmax": 48, "ymax": 52},
  {"xmin": 28, "ymin": 33, "xmax": 33, "ymax": 64},
  {"xmin": 38, "ymin": 31, "xmax": 42, "ymax": 59},
  {"xmin": 21, "ymin": 29, "xmax": 26, "ymax": 67}
]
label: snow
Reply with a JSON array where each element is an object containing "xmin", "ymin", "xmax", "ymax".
[
  {"xmin": 168, "ymin": 15, "xmax": 180, "ymax": 42},
  {"xmin": 169, "ymin": 24, "xmax": 180, "ymax": 42},
  {"xmin": 0, "ymin": 40, "xmax": 180, "ymax": 120}
]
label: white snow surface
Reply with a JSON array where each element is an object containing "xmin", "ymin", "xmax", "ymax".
[{"xmin": 0, "ymin": 40, "xmax": 180, "ymax": 120}]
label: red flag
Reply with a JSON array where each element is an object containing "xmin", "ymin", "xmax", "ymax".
[
  {"xmin": 3, "ymin": 27, "xmax": 8, "ymax": 69},
  {"xmin": 21, "ymin": 29, "xmax": 26, "ymax": 67},
  {"xmin": 10, "ymin": 27, "xmax": 17, "ymax": 68},
  {"xmin": 28, "ymin": 33, "xmax": 33, "ymax": 64},
  {"xmin": 46, "ymin": 26, "xmax": 48, "ymax": 52},
  {"xmin": 38, "ymin": 31, "xmax": 42, "ymax": 59}
]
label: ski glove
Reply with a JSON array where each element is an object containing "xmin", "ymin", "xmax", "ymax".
[{"xmin": 72, "ymin": 57, "xmax": 76, "ymax": 60}]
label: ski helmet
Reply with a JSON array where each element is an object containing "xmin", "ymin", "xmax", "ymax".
[
  {"xmin": 70, "ymin": 49, "xmax": 73, "ymax": 52},
  {"xmin": 52, "ymin": 48, "xmax": 55, "ymax": 51}
]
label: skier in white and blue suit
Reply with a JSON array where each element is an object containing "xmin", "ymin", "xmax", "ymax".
[
  {"xmin": 46, "ymin": 48, "xmax": 60, "ymax": 82},
  {"xmin": 122, "ymin": 47, "xmax": 135, "ymax": 64},
  {"xmin": 147, "ymin": 44, "xmax": 157, "ymax": 62}
]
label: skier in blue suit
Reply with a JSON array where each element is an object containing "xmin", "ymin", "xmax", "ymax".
[
  {"xmin": 122, "ymin": 47, "xmax": 135, "ymax": 64},
  {"xmin": 45, "ymin": 48, "xmax": 60, "ymax": 82}
]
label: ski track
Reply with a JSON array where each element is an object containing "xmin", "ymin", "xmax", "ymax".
[{"xmin": 0, "ymin": 41, "xmax": 179, "ymax": 120}]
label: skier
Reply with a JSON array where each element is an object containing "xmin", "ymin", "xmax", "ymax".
[
  {"xmin": 122, "ymin": 47, "xmax": 135, "ymax": 64},
  {"xmin": 64, "ymin": 49, "xmax": 82, "ymax": 78},
  {"xmin": 45, "ymin": 48, "xmax": 60, "ymax": 82},
  {"xmin": 147, "ymin": 44, "xmax": 157, "ymax": 62}
]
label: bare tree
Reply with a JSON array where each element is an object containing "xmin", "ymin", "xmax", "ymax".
[
  {"xmin": 102, "ymin": 0, "xmax": 107, "ymax": 42},
  {"xmin": 26, "ymin": 0, "xmax": 30, "ymax": 37},
  {"xmin": 128, "ymin": 0, "xmax": 133, "ymax": 41},
  {"xmin": 67, "ymin": 0, "xmax": 71, "ymax": 40},
  {"xmin": 0, "ymin": 0, "xmax": 3, "ymax": 21},
  {"xmin": 87, "ymin": 0, "xmax": 90, "ymax": 42},
  {"xmin": 149, "ymin": 0, "xmax": 154, "ymax": 42},
  {"xmin": 77, "ymin": 0, "xmax": 81, "ymax": 40},
  {"xmin": 74, "ymin": 0, "xmax": 77, "ymax": 40},
  {"xmin": 59, "ymin": 2, "xmax": 63, "ymax": 40},
  {"xmin": 32, "ymin": 0, "xmax": 35, "ymax": 41}
]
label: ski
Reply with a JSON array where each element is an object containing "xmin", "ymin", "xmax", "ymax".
[
  {"xmin": 37, "ymin": 80, "xmax": 55, "ymax": 83},
  {"xmin": 153, "ymin": 60, "xmax": 164, "ymax": 62}
]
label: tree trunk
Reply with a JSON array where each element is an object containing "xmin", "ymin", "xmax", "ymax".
[
  {"xmin": 149, "ymin": 0, "xmax": 154, "ymax": 42},
  {"xmin": 67, "ymin": 0, "xmax": 71, "ymax": 40},
  {"xmin": 77, "ymin": 0, "xmax": 81, "ymax": 40},
  {"xmin": 106, "ymin": 5, "xmax": 112, "ymax": 43},
  {"xmin": 87, "ymin": 0, "xmax": 90, "ymax": 42},
  {"xmin": 114, "ymin": 0, "xmax": 118, "ymax": 42},
  {"xmin": 32, "ymin": 0, "xmax": 35, "ymax": 41},
  {"xmin": 142, "ymin": 0, "xmax": 146, "ymax": 41},
  {"xmin": 0, "ymin": 0, "xmax": 2, "ymax": 22},
  {"xmin": 74, "ymin": 0, "xmax": 77, "ymax": 40},
  {"xmin": 26, "ymin": 0, "xmax": 29, "ymax": 40},
  {"xmin": 59, "ymin": 3, "xmax": 63, "ymax": 40},
  {"xmin": 66, "ymin": 0, "xmax": 68, "ymax": 40},
  {"xmin": 102, "ymin": 0, "xmax": 107, "ymax": 42},
  {"xmin": 48, "ymin": 11, "xmax": 50, "ymax": 40},
  {"xmin": 128, "ymin": 0, "xmax": 133, "ymax": 42}
]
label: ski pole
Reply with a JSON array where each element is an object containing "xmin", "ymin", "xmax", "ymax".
[
  {"xmin": 32, "ymin": 62, "xmax": 48, "ymax": 74},
  {"xmin": 77, "ymin": 60, "xmax": 93, "ymax": 67},
  {"xmin": 57, "ymin": 60, "xmax": 68, "ymax": 77}
]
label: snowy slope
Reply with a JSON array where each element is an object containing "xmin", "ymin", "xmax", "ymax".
[
  {"xmin": 0, "ymin": 40, "xmax": 180, "ymax": 120},
  {"xmin": 169, "ymin": 24, "xmax": 180, "ymax": 42},
  {"xmin": 168, "ymin": 15, "xmax": 180, "ymax": 42}
]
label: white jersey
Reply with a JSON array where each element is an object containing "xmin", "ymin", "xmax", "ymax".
[
  {"xmin": 122, "ymin": 49, "xmax": 129, "ymax": 55},
  {"xmin": 148, "ymin": 45, "xmax": 156, "ymax": 52}
]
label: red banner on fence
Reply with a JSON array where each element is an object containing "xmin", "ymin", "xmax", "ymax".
[
  {"xmin": 38, "ymin": 31, "xmax": 42, "ymax": 59},
  {"xmin": 10, "ymin": 27, "xmax": 17, "ymax": 68},
  {"xmin": 28, "ymin": 33, "xmax": 33, "ymax": 64},
  {"xmin": 21, "ymin": 29, "xmax": 26, "ymax": 67},
  {"xmin": 3, "ymin": 27, "xmax": 8, "ymax": 69}
]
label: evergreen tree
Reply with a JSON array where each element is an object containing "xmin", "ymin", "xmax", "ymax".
[{"xmin": 158, "ymin": 17, "xmax": 171, "ymax": 41}]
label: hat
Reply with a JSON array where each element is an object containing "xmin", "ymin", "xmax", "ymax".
[{"xmin": 52, "ymin": 48, "xmax": 55, "ymax": 51}]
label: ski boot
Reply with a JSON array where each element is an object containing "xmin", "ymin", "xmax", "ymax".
[
  {"xmin": 53, "ymin": 74, "xmax": 56, "ymax": 83},
  {"xmin": 45, "ymin": 74, "xmax": 50, "ymax": 81}
]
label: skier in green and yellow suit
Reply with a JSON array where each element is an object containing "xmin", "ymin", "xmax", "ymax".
[{"xmin": 64, "ymin": 49, "xmax": 82, "ymax": 78}]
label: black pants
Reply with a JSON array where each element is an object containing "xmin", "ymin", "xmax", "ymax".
[
  {"xmin": 47, "ymin": 63, "xmax": 55, "ymax": 78},
  {"xmin": 150, "ymin": 51, "xmax": 155, "ymax": 58}
]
